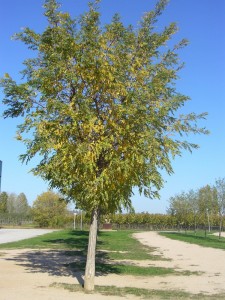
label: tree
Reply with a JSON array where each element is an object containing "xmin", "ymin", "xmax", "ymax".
[
  {"xmin": 6, "ymin": 193, "xmax": 17, "ymax": 214},
  {"xmin": 168, "ymin": 189, "xmax": 202, "ymax": 232},
  {"xmin": 198, "ymin": 185, "xmax": 218, "ymax": 234},
  {"xmin": 0, "ymin": 0, "xmax": 208, "ymax": 291},
  {"xmin": 32, "ymin": 190, "xmax": 68, "ymax": 227},
  {"xmin": 0, "ymin": 192, "xmax": 8, "ymax": 213},
  {"xmin": 167, "ymin": 192, "xmax": 192, "ymax": 231},
  {"xmin": 16, "ymin": 193, "xmax": 30, "ymax": 215},
  {"xmin": 186, "ymin": 189, "xmax": 199, "ymax": 233}
]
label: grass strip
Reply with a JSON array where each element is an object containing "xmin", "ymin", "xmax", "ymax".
[
  {"xmin": 66, "ymin": 261, "xmax": 176, "ymax": 276},
  {"xmin": 52, "ymin": 282, "xmax": 225, "ymax": 299},
  {"xmin": 160, "ymin": 231, "xmax": 225, "ymax": 250},
  {"xmin": 97, "ymin": 230, "xmax": 164, "ymax": 260}
]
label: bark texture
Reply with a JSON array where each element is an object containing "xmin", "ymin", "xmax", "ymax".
[{"xmin": 84, "ymin": 208, "xmax": 98, "ymax": 291}]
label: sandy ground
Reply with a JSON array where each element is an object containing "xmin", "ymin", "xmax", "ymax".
[
  {"xmin": 132, "ymin": 232, "xmax": 225, "ymax": 295},
  {"xmin": 0, "ymin": 231, "xmax": 225, "ymax": 299}
]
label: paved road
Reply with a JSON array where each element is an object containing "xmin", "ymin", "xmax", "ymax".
[{"xmin": 0, "ymin": 229, "xmax": 56, "ymax": 244}]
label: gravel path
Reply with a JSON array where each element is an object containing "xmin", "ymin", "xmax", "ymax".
[{"xmin": 0, "ymin": 229, "xmax": 56, "ymax": 244}]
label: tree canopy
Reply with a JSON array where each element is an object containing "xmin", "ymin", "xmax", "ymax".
[
  {"xmin": 0, "ymin": 0, "xmax": 208, "ymax": 290},
  {"xmin": 1, "ymin": 0, "xmax": 207, "ymax": 213}
]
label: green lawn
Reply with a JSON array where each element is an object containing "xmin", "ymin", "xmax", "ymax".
[
  {"xmin": 0, "ymin": 229, "xmax": 162, "ymax": 259},
  {"xmin": 0, "ymin": 230, "xmax": 89, "ymax": 250},
  {"xmin": 97, "ymin": 230, "xmax": 163, "ymax": 260},
  {"xmin": 0, "ymin": 229, "xmax": 173, "ymax": 277},
  {"xmin": 160, "ymin": 231, "xmax": 225, "ymax": 250}
]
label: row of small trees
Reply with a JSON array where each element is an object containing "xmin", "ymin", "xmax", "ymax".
[
  {"xmin": 1, "ymin": 184, "xmax": 225, "ymax": 231},
  {"xmin": 167, "ymin": 178, "xmax": 225, "ymax": 237},
  {"xmin": 0, "ymin": 192, "xmax": 30, "ymax": 216},
  {"xmin": 0, "ymin": 190, "xmax": 70, "ymax": 227},
  {"xmin": 0, "ymin": 192, "xmax": 31, "ymax": 226}
]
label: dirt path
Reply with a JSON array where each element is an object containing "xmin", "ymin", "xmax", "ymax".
[
  {"xmin": 132, "ymin": 231, "xmax": 225, "ymax": 295},
  {"xmin": 0, "ymin": 231, "xmax": 225, "ymax": 299}
]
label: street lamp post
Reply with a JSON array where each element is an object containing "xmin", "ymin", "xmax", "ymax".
[
  {"xmin": 73, "ymin": 212, "xmax": 77, "ymax": 230},
  {"xmin": 80, "ymin": 210, "xmax": 83, "ymax": 230},
  {"xmin": 206, "ymin": 208, "xmax": 210, "ymax": 232}
]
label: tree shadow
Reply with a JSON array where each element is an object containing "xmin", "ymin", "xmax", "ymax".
[
  {"xmin": 43, "ymin": 230, "xmax": 90, "ymax": 250},
  {"xmin": 5, "ymin": 249, "xmax": 86, "ymax": 285},
  {"xmin": 5, "ymin": 248, "xmax": 123, "ymax": 285},
  {"xmin": 3, "ymin": 230, "xmax": 123, "ymax": 286}
]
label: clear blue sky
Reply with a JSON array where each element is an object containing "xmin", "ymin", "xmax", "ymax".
[{"xmin": 0, "ymin": 0, "xmax": 224, "ymax": 213}]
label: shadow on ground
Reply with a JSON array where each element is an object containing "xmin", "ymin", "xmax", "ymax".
[
  {"xmin": 9, "ymin": 249, "xmax": 91, "ymax": 284},
  {"xmin": 4, "ymin": 230, "xmax": 121, "ymax": 286}
]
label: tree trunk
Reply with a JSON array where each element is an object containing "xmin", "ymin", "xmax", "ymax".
[{"xmin": 84, "ymin": 208, "xmax": 98, "ymax": 291}]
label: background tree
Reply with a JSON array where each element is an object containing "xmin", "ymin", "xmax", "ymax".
[
  {"xmin": 186, "ymin": 189, "xmax": 199, "ymax": 233},
  {"xmin": 168, "ymin": 189, "xmax": 201, "ymax": 232},
  {"xmin": 16, "ymin": 192, "xmax": 30, "ymax": 215},
  {"xmin": 198, "ymin": 185, "xmax": 218, "ymax": 233},
  {"xmin": 6, "ymin": 193, "xmax": 17, "ymax": 214},
  {"xmin": 0, "ymin": 192, "xmax": 8, "ymax": 213},
  {"xmin": 32, "ymin": 190, "xmax": 68, "ymax": 228},
  {"xmin": 167, "ymin": 192, "xmax": 191, "ymax": 231},
  {"xmin": 0, "ymin": 0, "xmax": 208, "ymax": 291}
]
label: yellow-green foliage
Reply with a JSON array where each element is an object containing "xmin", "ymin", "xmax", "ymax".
[{"xmin": 1, "ymin": 0, "xmax": 208, "ymax": 215}]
